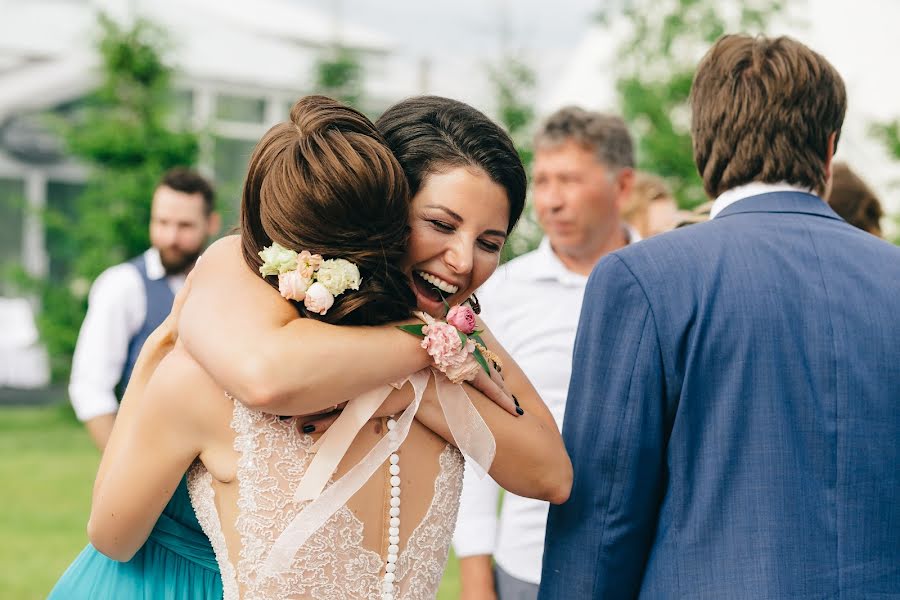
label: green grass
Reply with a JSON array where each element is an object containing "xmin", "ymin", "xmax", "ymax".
[{"xmin": 0, "ymin": 404, "xmax": 461, "ymax": 598}]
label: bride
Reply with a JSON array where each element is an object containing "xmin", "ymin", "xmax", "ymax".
[{"xmin": 86, "ymin": 95, "xmax": 571, "ymax": 599}]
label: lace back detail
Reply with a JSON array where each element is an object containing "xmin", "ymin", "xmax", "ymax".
[{"xmin": 187, "ymin": 396, "xmax": 465, "ymax": 600}]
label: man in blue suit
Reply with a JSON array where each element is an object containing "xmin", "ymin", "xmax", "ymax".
[{"xmin": 539, "ymin": 34, "xmax": 900, "ymax": 599}]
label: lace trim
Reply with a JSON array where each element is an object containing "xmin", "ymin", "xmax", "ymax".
[{"xmin": 186, "ymin": 462, "xmax": 240, "ymax": 600}]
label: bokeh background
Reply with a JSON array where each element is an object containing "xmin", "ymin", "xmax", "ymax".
[{"xmin": 1, "ymin": 1, "xmax": 898, "ymax": 597}]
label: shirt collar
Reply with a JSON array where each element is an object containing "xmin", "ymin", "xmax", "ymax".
[
  {"xmin": 710, "ymin": 182, "xmax": 813, "ymax": 219},
  {"xmin": 530, "ymin": 225, "xmax": 642, "ymax": 284},
  {"xmin": 144, "ymin": 247, "xmax": 166, "ymax": 281}
]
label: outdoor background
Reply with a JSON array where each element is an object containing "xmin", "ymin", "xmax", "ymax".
[{"xmin": 2, "ymin": 1, "xmax": 899, "ymax": 598}]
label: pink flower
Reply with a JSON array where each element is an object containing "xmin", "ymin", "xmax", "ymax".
[
  {"xmin": 278, "ymin": 270, "xmax": 312, "ymax": 301},
  {"xmin": 443, "ymin": 354, "xmax": 481, "ymax": 384},
  {"xmin": 446, "ymin": 305, "xmax": 477, "ymax": 334},
  {"xmin": 303, "ymin": 282, "xmax": 334, "ymax": 315},
  {"xmin": 297, "ymin": 250, "xmax": 323, "ymax": 279},
  {"xmin": 421, "ymin": 321, "xmax": 475, "ymax": 372}
]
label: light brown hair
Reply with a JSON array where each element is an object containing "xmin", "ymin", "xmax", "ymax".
[
  {"xmin": 827, "ymin": 162, "xmax": 884, "ymax": 236},
  {"xmin": 240, "ymin": 95, "xmax": 414, "ymax": 325},
  {"xmin": 691, "ymin": 34, "xmax": 846, "ymax": 198},
  {"xmin": 621, "ymin": 171, "xmax": 673, "ymax": 224}
]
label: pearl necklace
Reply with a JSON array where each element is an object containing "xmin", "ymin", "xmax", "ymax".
[{"xmin": 382, "ymin": 417, "xmax": 401, "ymax": 600}]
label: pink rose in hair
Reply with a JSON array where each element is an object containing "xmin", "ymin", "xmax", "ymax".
[
  {"xmin": 278, "ymin": 270, "xmax": 312, "ymax": 301},
  {"xmin": 421, "ymin": 321, "xmax": 475, "ymax": 371},
  {"xmin": 304, "ymin": 282, "xmax": 334, "ymax": 315},
  {"xmin": 446, "ymin": 305, "xmax": 477, "ymax": 334}
]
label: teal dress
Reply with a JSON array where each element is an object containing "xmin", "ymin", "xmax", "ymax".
[{"xmin": 49, "ymin": 475, "xmax": 222, "ymax": 599}]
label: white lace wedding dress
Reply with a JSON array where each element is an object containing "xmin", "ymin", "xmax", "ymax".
[{"xmin": 187, "ymin": 394, "xmax": 464, "ymax": 600}]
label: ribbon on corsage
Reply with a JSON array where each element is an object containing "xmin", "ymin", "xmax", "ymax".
[{"xmin": 260, "ymin": 365, "xmax": 496, "ymax": 576}]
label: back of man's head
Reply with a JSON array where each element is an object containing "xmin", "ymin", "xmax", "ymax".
[{"xmin": 690, "ymin": 34, "xmax": 846, "ymax": 198}]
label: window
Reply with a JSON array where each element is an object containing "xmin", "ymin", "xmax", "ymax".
[
  {"xmin": 45, "ymin": 181, "xmax": 85, "ymax": 281},
  {"xmin": 213, "ymin": 136, "xmax": 257, "ymax": 225},
  {"xmin": 215, "ymin": 94, "xmax": 266, "ymax": 123},
  {"xmin": 0, "ymin": 178, "xmax": 25, "ymax": 291}
]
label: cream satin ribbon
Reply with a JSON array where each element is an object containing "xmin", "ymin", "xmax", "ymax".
[{"xmin": 260, "ymin": 367, "xmax": 496, "ymax": 576}]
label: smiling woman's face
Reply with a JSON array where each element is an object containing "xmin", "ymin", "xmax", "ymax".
[{"xmin": 404, "ymin": 166, "xmax": 510, "ymax": 317}]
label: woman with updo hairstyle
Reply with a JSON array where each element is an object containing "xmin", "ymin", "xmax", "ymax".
[
  {"xmin": 75, "ymin": 95, "xmax": 570, "ymax": 598},
  {"xmin": 239, "ymin": 96, "xmax": 415, "ymax": 326}
]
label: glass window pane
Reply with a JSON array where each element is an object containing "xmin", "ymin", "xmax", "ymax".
[
  {"xmin": 0, "ymin": 178, "xmax": 25, "ymax": 290},
  {"xmin": 171, "ymin": 88, "xmax": 194, "ymax": 122},
  {"xmin": 46, "ymin": 181, "xmax": 85, "ymax": 281},
  {"xmin": 213, "ymin": 136, "xmax": 257, "ymax": 225},
  {"xmin": 215, "ymin": 94, "xmax": 266, "ymax": 123}
]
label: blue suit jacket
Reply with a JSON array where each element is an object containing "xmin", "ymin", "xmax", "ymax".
[{"xmin": 539, "ymin": 192, "xmax": 900, "ymax": 599}]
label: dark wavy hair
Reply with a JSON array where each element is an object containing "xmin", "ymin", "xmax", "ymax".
[
  {"xmin": 376, "ymin": 96, "xmax": 527, "ymax": 233},
  {"xmin": 239, "ymin": 95, "xmax": 414, "ymax": 325}
]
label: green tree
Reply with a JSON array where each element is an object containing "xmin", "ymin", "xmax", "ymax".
[
  {"xmin": 313, "ymin": 46, "xmax": 365, "ymax": 109},
  {"xmin": 488, "ymin": 55, "xmax": 543, "ymax": 262},
  {"xmin": 14, "ymin": 15, "xmax": 198, "ymax": 380},
  {"xmin": 870, "ymin": 121, "xmax": 900, "ymax": 244},
  {"xmin": 612, "ymin": 0, "xmax": 789, "ymax": 208}
]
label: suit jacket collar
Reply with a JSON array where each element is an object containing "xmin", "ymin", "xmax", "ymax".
[{"xmin": 715, "ymin": 191, "xmax": 843, "ymax": 222}]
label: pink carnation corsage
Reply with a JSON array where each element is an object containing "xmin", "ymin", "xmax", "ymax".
[{"xmin": 398, "ymin": 305, "xmax": 497, "ymax": 384}]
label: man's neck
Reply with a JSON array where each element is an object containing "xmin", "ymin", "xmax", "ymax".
[{"xmin": 552, "ymin": 227, "xmax": 629, "ymax": 276}]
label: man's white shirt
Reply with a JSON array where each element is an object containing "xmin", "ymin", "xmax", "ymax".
[
  {"xmin": 453, "ymin": 230, "xmax": 640, "ymax": 584},
  {"xmin": 68, "ymin": 248, "xmax": 185, "ymax": 422},
  {"xmin": 710, "ymin": 181, "xmax": 813, "ymax": 219}
]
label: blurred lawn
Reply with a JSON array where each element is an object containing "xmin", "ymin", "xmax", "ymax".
[{"xmin": 0, "ymin": 404, "xmax": 461, "ymax": 599}]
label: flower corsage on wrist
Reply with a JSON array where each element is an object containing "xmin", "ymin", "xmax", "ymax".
[
  {"xmin": 397, "ymin": 303, "xmax": 502, "ymax": 384},
  {"xmin": 258, "ymin": 242, "xmax": 361, "ymax": 315}
]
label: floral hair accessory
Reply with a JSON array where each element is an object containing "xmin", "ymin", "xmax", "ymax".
[
  {"xmin": 397, "ymin": 304, "xmax": 496, "ymax": 384},
  {"xmin": 258, "ymin": 242, "xmax": 361, "ymax": 315}
]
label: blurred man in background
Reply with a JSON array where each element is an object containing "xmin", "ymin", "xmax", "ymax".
[
  {"xmin": 68, "ymin": 167, "xmax": 218, "ymax": 450},
  {"xmin": 453, "ymin": 106, "xmax": 638, "ymax": 600}
]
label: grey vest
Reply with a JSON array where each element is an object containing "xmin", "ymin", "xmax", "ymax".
[{"xmin": 116, "ymin": 254, "xmax": 175, "ymax": 397}]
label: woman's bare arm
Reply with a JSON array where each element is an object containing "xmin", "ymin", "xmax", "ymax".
[
  {"xmin": 88, "ymin": 348, "xmax": 216, "ymax": 561},
  {"xmin": 178, "ymin": 236, "xmax": 431, "ymax": 415},
  {"xmin": 301, "ymin": 319, "xmax": 572, "ymax": 503},
  {"xmin": 415, "ymin": 321, "xmax": 572, "ymax": 503}
]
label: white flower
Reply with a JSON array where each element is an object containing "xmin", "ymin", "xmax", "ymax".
[
  {"xmin": 278, "ymin": 270, "xmax": 313, "ymax": 301},
  {"xmin": 315, "ymin": 259, "xmax": 361, "ymax": 297},
  {"xmin": 258, "ymin": 242, "xmax": 298, "ymax": 276},
  {"xmin": 303, "ymin": 282, "xmax": 335, "ymax": 315}
]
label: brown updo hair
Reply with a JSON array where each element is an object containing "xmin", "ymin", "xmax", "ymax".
[{"xmin": 240, "ymin": 95, "xmax": 415, "ymax": 325}]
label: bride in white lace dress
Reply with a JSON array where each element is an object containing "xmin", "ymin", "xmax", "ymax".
[{"xmin": 89, "ymin": 96, "xmax": 571, "ymax": 599}]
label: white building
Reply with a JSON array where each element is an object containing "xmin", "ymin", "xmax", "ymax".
[{"xmin": 0, "ymin": 0, "xmax": 407, "ymax": 387}]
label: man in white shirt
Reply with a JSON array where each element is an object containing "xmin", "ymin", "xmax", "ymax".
[
  {"xmin": 453, "ymin": 107, "xmax": 640, "ymax": 599},
  {"xmin": 68, "ymin": 167, "xmax": 219, "ymax": 450}
]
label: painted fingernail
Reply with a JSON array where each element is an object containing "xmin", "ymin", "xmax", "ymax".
[
  {"xmin": 515, "ymin": 407, "xmax": 524, "ymax": 416},
  {"xmin": 512, "ymin": 395, "xmax": 520, "ymax": 407},
  {"xmin": 302, "ymin": 424, "xmax": 316, "ymax": 434}
]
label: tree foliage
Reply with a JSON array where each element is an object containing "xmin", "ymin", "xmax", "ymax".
[
  {"xmin": 487, "ymin": 56, "xmax": 544, "ymax": 262},
  {"xmin": 313, "ymin": 46, "xmax": 365, "ymax": 109},
  {"xmin": 14, "ymin": 15, "xmax": 198, "ymax": 380},
  {"xmin": 612, "ymin": 0, "xmax": 788, "ymax": 208}
]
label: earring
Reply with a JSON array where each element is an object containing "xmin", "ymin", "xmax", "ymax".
[{"xmin": 467, "ymin": 293, "xmax": 481, "ymax": 315}]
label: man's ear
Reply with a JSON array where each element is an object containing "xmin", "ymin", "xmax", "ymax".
[
  {"xmin": 207, "ymin": 211, "xmax": 222, "ymax": 236},
  {"xmin": 614, "ymin": 167, "xmax": 635, "ymax": 209},
  {"xmin": 822, "ymin": 132, "xmax": 837, "ymax": 197}
]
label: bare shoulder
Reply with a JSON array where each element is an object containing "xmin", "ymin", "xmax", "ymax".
[{"xmin": 146, "ymin": 346, "xmax": 229, "ymax": 424}]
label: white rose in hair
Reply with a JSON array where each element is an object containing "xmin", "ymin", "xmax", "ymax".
[
  {"xmin": 258, "ymin": 242, "xmax": 298, "ymax": 276},
  {"xmin": 315, "ymin": 259, "xmax": 362, "ymax": 296},
  {"xmin": 304, "ymin": 282, "xmax": 335, "ymax": 315}
]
